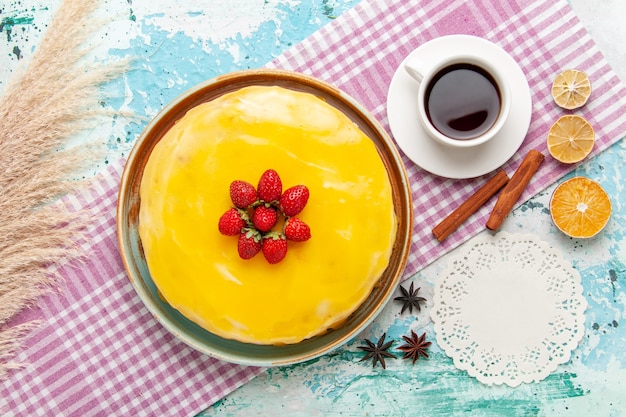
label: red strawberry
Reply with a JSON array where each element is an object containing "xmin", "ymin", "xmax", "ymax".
[
  {"xmin": 279, "ymin": 185, "xmax": 309, "ymax": 217},
  {"xmin": 252, "ymin": 205, "xmax": 278, "ymax": 232},
  {"xmin": 262, "ymin": 232, "xmax": 288, "ymax": 264},
  {"xmin": 237, "ymin": 228, "xmax": 262, "ymax": 259},
  {"xmin": 230, "ymin": 180, "xmax": 257, "ymax": 208},
  {"xmin": 284, "ymin": 217, "xmax": 311, "ymax": 242},
  {"xmin": 257, "ymin": 169, "xmax": 282, "ymax": 202},
  {"xmin": 218, "ymin": 208, "xmax": 247, "ymax": 236}
]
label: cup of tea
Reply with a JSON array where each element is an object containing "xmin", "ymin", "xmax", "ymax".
[{"xmin": 404, "ymin": 53, "xmax": 511, "ymax": 148}]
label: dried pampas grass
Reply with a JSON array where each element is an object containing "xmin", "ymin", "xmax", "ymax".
[{"xmin": 0, "ymin": 0, "xmax": 127, "ymax": 379}]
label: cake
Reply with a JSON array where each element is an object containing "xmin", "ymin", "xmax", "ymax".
[{"xmin": 138, "ymin": 85, "xmax": 397, "ymax": 345}]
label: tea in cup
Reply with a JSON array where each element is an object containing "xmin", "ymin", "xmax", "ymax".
[{"xmin": 404, "ymin": 54, "xmax": 511, "ymax": 148}]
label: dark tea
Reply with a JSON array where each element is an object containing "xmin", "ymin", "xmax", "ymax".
[{"xmin": 425, "ymin": 64, "xmax": 501, "ymax": 140}]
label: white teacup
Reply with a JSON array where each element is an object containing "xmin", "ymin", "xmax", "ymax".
[{"xmin": 404, "ymin": 53, "xmax": 511, "ymax": 148}]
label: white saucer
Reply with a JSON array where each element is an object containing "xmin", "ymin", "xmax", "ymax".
[{"xmin": 387, "ymin": 35, "xmax": 532, "ymax": 179}]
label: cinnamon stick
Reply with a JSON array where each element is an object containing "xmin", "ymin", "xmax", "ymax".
[
  {"xmin": 432, "ymin": 169, "xmax": 510, "ymax": 242},
  {"xmin": 486, "ymin": 149, "xmax": 545, "ymax": 232}
]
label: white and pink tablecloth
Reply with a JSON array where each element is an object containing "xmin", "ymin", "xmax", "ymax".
[{"xmin": 2, "ymin": 0, "xmax": 626, "ymax": 415}]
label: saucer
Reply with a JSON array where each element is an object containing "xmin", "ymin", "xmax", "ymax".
[{"xmin": 387, "ymin": 35, "xmax": 532, "ymax": 179}]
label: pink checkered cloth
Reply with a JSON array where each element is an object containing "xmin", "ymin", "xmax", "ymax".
[
  {"xmin": 2, "ymin": 0, "xmax": 626, "ymax": 415},
  {"xmin": 267, "ymin": 0, "xmax": 626, "ymax": 277}
]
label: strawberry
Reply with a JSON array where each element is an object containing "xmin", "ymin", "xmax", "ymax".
[
  {"xmin": 257, "ymin": 169, "xmax": 282, "ymax": 202},
  {"xmin": 218, "ymin": 208, "xmax": 247, "ymax": 236},
  {"xmin": 230, "ymin": 180, "xmax": 257, "ymax": 208},
  {"xmin": 279, "ymin": 185, "xmax": 309, "ymax": 217},
  {"xmin": 262, "ymin": 232, "xmax": 288, "ymax": 264},
  {"xmin": 237, "ymin": 228, "xmax": 262, "ymax": 259},
  {"xmin": 252, "ymin": 205, "xmax": 278, "ymax": 232},
  {"xmin": 284, "ymin": 217, "xmax": 311, "ymax": 242}
]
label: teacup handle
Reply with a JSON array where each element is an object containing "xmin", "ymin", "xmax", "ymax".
[
  {"xmin": 404, "ymin": 54, "xmax": 448, "ymax": 83},
  {"xmin": 404, "ymin": 60, "xmax": 426, "ymax": 83}
]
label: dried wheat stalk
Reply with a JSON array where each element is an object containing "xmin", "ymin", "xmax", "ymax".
[{"xmin": 0, "ymin": 0, "xmax": 127, "ymax": 379}]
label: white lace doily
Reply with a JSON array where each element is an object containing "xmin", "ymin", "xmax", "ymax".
[{"xmin": 431, "ymin": 232, "xmax": 586, "ymax": 387}]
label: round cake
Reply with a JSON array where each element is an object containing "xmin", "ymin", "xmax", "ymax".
[{"xmin": 138, "ymin": 85, "xmax": 397, "ymax": 345}]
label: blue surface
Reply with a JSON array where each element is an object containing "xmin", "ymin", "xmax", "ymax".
[
  {"xmin": 102, "ymin": 0, "xmax": 361, "ymax": 163},
  {"xmin": 2, "ymin": 1, "xmax": 624, "ymax": 415}
]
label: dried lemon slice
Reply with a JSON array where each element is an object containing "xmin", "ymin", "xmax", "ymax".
[
  {"xmin": 550, "ymin": 177, "xmax": 611, "ymax": 238},
  {"xmin": 551, "ymin": 69, "xmax": 591, "ymax": 110},
  {"xmin": 547, "ymin": 115, "xmax": 595, "ymax": 163}
]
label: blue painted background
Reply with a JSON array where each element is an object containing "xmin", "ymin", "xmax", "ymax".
[{"xmin": 1, "ymin": 1, "xmax": 624, "ymax": 415}]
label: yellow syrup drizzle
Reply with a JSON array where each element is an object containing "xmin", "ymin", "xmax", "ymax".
[{"xmin": 139, "ymin": 86, "xmax": 397, "ymax": 344}]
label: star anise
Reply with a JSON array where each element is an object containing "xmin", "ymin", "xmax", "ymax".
[
  {"xmin": 357, "ymin": 332, "xmax": 397, "ymax": 369},
  {"xmin": 394, "ymin": 282, "xmax": 426, "ymax": 314},
  {"xmin": 397, "ymin": 330, "xmax": 431, "ymax": 364}
]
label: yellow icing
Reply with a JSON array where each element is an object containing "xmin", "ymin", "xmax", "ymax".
[{"xmin": 139, "ymin": 85, "xmax": 397, "ymax": 345}]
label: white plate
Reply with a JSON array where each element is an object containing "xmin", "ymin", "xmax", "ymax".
[{"xmin": 387, "ymin": 35, "xmax": 532, "ymax": 179}]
